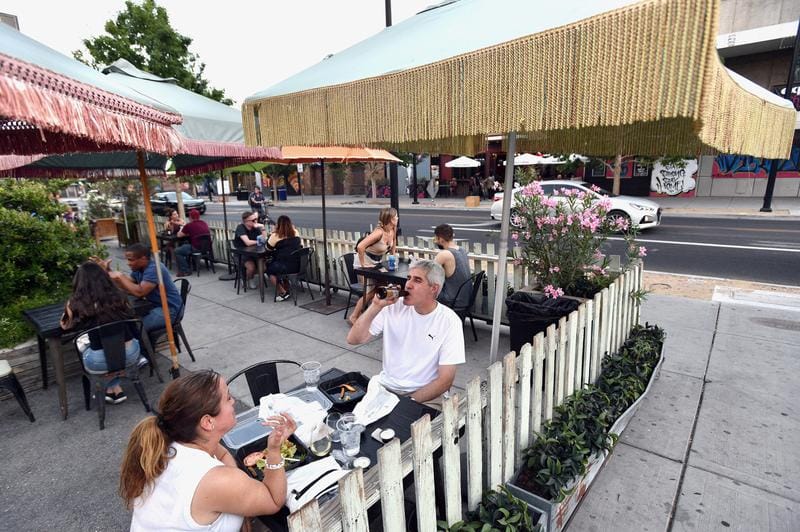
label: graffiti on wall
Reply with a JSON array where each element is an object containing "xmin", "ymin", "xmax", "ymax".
[
  {"xmin": 712, "ymin": 146, "xmax": 800, "ymax": 178},
  {"xmin": 651, "ymin": 159, "xmax": 697, "ymax": 196}
]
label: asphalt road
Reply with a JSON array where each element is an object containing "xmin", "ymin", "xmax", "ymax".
[{"xmin": 205, "ymin": 203, "xmax": 800, "ymax": 286}]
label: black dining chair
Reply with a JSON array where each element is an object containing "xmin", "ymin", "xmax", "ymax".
[
  {"xmin": 190, "ymin": 234, "xmax": 216, "ymax": 276},
  {"xmin": 147, "ymin": 278, "xmax": 195, "ymax": 362},
  {"xmin": 227, "ymin": 360, "xmax": 302, "ymax": 405},
  {"xmin": 338, "ymin": 252, "xmax": 364, "ymax": 320},
  {"xmin": 74, "ymin": 318, "xmax": 151, "ymax": 429},
  {"xmin": 0, "ymin": 359, "xmax": 35, "ymax": 422},
  {"xmin": 275, "ymin": 247, "xmax": 315, "ymax": 305},
  {"xmin": 444, "ymin": 270, "xmax": 486, "ymax": 342}
]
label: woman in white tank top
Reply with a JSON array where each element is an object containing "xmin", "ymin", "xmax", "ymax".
[{"xmin": 120, "ymin": 370, "xmax": 296, "ymax": 531}]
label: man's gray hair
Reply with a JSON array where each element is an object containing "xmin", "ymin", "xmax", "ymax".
[{"xmin": 410, "ymin": 259, "xmax": 445, "ymax": 296}]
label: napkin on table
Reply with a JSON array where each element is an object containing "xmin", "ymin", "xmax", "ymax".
[
  {"xmin": 352, "ymin": 376, "xmax": 399, "ymax": 427},
  {"xmin": 258, "ymin": 393, "xmax": 327, "ymax": 447}
]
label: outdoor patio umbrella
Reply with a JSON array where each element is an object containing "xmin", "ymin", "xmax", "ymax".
[
  {"xmin": 241, "ymin": 0, "xmax": 796, "ymax": 362},
  {"xmin": 445, "ymin": 155, "xmax": 481, "ymax": 168},
  {"xmin": 0, "ymin": 23, "xmax": 189, "ymax": 381}
]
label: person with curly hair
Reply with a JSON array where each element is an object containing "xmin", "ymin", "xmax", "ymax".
[
  {"xmin": 265, "ymin": 215, "xmax": 301, "ymax": 301},
  {"xmin": 121, "ymin": 370, "xmax": 295, "ymax": 531},
  {"xmin": 60, "ymin": 261, "xmax": 141, "ymax": 404}
]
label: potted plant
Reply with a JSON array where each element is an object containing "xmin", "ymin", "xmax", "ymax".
[
  {"xmin": 507, "ymin": 324, "xmax": 665, "ymax": 532},
  {"xmin": 505, "ymin": 181, "xmax": 645, "ymax": 351},
  {"xmin": 439, "ymin": 485, "xmax": 544, "ymax": 531}
]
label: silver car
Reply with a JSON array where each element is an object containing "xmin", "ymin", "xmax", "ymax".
[{"xmin": 490, "ymin": 180, "xmax": 661, "ymax": 229}]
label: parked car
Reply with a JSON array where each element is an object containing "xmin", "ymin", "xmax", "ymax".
[
  {"xmin": 490, "ymin": 180, "xmax": 661, "ymax": 230},
  {"xmin": 150, "ymin": 191, "xmax": 206, "ymax": 215}
]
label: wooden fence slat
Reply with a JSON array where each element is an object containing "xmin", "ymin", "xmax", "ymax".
[
  {"xmin": 287, "ymin": 500, "xmax": 323, "ymax": 531},
  {"xmin": 378, "ymin": 439, "xmax": 406, "ymax": 532},
  {"xmin": 591, "ymin": 291, "xmax": 603, "ymax": 382},
  {"xmin": 582, "ymin": 300, "xmax": 593, "ymax": 386},
  {"xmin": 339, "ymin": 468, "xmax": 369, "ymax": 532},
  {"xmin": 466, "ymin": 377, "xmax": 483, "ymax": 511},
  {"xmin": 486, "ymin": 361, "xmax": 503, "ymax": 489},
  {"xmin": 575, "ymin": 305, "xmax": 586, "ymax": 388},
  {"xmin": 411, "ymin": 415, "xmax": 437, "ymax": 531},
  {"xmin": 565, "ymin": 311, "xmax": 578, "ymax": 396},
  {"xmin": 502, "ymin": 352, "xmax": 516, "ymax": 483},
  {"xmin": 607, "ymin": 283, "xmax": 617, "ymax": 357},
  {"xmin": 442, "ymin": 394, "xmax": 463, "ymax": 526},
  {"xmin": 555, "ymin": 316, "xmax": 568, "ymax": 407},
  {"xmin": 516, "ymin": 343, "xmax": 533, "ymax": 470},
  {"xmin": 531, "ymin": 334, "xmax": 545, "ymax": 434},
  {"xmin": 544, "ymin": 323, "xmax": 557, "ymax": 421}
]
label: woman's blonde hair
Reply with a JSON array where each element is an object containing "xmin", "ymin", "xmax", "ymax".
[
  {"xmin": 378, "ymin": 207, "xmax": 397, "ymax": 229},
  {"xmin": 119, "ymin": 370, "xmax": 222, "ymax": 508}
]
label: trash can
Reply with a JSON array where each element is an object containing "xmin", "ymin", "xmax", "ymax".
[
  {"xmin": 277, "ymin": 186, "xmax": 287, "ymax": 201},
  {"xmin": 506, "ymin": 291, "xmax": 581, "ymax": 355}
]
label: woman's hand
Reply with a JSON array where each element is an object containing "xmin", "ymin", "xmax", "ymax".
[
  {"xmin": 264, "ymin": 413, "xmax": 296, "ymax": 452},
  {"xmin": 89, "ymin": 256, "xmax": 112, "ymax": 272}
]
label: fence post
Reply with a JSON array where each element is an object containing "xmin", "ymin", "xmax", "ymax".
[
  {"xmin": 411, "ymin": 415, "xmax": 437, "ymax": 531},
  {"xmin": 565, "ymin": 311, "xmax": 578, "ymax": 397},
  {"xmin": 287, "ymin": 500, "xmax": 323, "ymax": 531},
  {"xmin": 486, "ymin": 361, "xmax": 503, "ymax": 489},
  {"xmin": 466, "ymin": 377, "xmax": 483, "ymax": 511},
  {"xmin": 502, "ymin": 352, "xmax": 516, "ymax": 483},
  {"xmin": 582, "ymin": 300, "xmax": 593, "ymax": 386},
  {"xmin": 531, "ymin": 334, "xmax": 545, "ymax": 434},
  {"xmin": 442, "ymin": 394, "xmax": 463, "ymax": 526},
  {"xmin": 555, "ymin": 316, "xmax": 568, "ymax": 407},
  {"xmin": 378, "ymin": 438, "xmax": 407, "ymax": 532},
  {"xmin": 516, "ymin": 344, "xmax": 533, "ymax": 470},
  {"xmin": 338, "ymin": 468, "xmax": 369, "ymax": 532}
]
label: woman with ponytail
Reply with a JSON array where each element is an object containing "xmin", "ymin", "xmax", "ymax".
[{"xmin": 121, "ymin": 370, "xmax": 295, "ymax": 531}]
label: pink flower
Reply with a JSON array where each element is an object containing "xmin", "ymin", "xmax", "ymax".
[
  {"xmin": 549, "ymin": 266, "xmax": 560, "ymax": 273},
  {"xmin": 593, "ymin": 250, "xmax": 605, "ymax": 260},
  {"xmin": 590, "ymin": 184, "xmax": 601, "ymax": 193},
  {"xmin": 543, "ymin": 285, "xmax": 564, "ymax": 299},
  {"xmin": 638, "ymin": 246, "xmax": 647, "ymax": 257},
  {"xmin": 614, "ymin": 217, "xmax": 630, "ymax": 231},
  {"xmin": 521, "ymin": 181, "xmax": 544, "ymax": 196}
]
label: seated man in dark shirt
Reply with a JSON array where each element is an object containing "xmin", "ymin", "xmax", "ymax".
[
  {"xmin": 174, "ymin": 209, "xmax": 211, "ymax": 277},
  {"xmin": 233, "ymin": 210, "xmax": 268, "ymax": 290},
  {"xmin": 108, "ymin": 243, "xmax": 183, "ymax": 335}
]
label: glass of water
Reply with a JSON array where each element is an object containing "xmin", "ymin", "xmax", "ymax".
[
  {"xmin": 326, "ymin": 412, "xmax": 342, "ymax": 443},
  {"xmin": 337, "ymin": 413, "xmax": 364, "ymax": 457},
  {"xmin": 301, "ymin": 361, "xmax": 321, "ymax": 389}
]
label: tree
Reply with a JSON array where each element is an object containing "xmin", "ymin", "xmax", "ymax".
[{"xmin": 74, "ymin": 0, "xmax": 232, "ymax": 105}]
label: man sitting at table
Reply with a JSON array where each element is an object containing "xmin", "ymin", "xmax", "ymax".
[
  {"xmin": 433, "ymin": 224, "xmax": 472, "ymax": 309},
  {"xmin": 174, "ymin": 208, "xmax": 211, "ymax": 277},
  {"xmin": 346, "ymin": 259, "xmax": 465, "ymax": 409},
  {"xmin": 234, "ymin": 210, "xmax": 268, "ymax": 290},
  {"xmin": 107, "ymin": 243, "xmax": 183, "ymax": 337}
]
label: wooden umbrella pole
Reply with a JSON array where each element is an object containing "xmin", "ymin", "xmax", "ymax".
[
  {"xmin": 137, "ymin": 151, "xmax": 181, "ymax": 377},
  {"xmin": 489, "ymin": 131, "xmax": 516, "ymax": 363}
]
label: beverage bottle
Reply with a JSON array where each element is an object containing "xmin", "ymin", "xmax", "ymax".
[{"xmin": 376, "ymin": 284, "xmax": 408, "ymax": 299}]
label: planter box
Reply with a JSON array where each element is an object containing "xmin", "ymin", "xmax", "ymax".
[
  {"xmin": 116, "ymin": 220, "xmax": 140, "ymax": 247},
  {"xmin": 91, "ymin": 217, "xmax": 117, "ymax": 241},
  {"xmin": 508, "ymin": 344, "xmax": 665, "ymax": 532},
  {"xmin": 464, "ymin": 195, "xmax": 480, "ymax": 207}
]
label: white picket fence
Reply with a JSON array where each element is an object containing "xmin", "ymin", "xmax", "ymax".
[{"xmin": 287, "ymin": 262, "xmax": 643, "ymax": 531}]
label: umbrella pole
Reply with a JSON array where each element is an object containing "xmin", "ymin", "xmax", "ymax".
[
  {"xmin": 489, "ymin": 131, "xmax": 517, "ymax": 363},
  {"xmin": 122, "ymin": 202, "xmax": 130, "ymax": 241},
  {"xmin": 219, "ymin": 170, "xmax": 237, "ymax": 280},
  {"xmin": 320, "ymin": 159, "xmax": 332, "ymax": 306},
  {"xmin": 137, "ymin": 151, "xmax": 181, "ymax": 378}
]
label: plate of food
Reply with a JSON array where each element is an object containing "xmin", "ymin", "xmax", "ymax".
[
  {"xmin": 319, "ymin": 372, "xmax": 370, "ymax": 409},
  {"xmin": 238, "ymin": 436, "xmax": 308, "ymax": 478}
]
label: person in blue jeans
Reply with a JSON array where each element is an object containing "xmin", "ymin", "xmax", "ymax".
[
  {"xmin": 108, "ymin": 243, "xmax": 183, "ymax": 338},
  {"xmin": 61, "ymin": 262, "xmax": 141, "ymax": 404}
]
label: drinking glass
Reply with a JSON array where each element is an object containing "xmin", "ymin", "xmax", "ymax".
[
  {"xmin": 325, "ymin": 412, "xmax": 342, "ymax": 443},
  {"xmin": 301, "ymin": 361, "xmax": 321, "ymax": 389},
  {"xmin": 337, "ymin": 413, "xmax": 364, "ymax": 457},
  {"xmin": 309, "ymin": 423, "xmax": 332, "ymax": 457}
]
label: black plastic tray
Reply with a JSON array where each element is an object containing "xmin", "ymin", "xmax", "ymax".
[
  {"xmin": 235, "ymin": 434, "xmax": 310, "ymax": 479},
  {"xmin": 318, "ymin": 372, "xmax": 370, "ymax": 411}
]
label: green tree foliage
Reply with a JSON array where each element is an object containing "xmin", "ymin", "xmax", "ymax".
[
  {"xmin": 74, "ymin": 0, "xmax": 232, "ymax": 105},
  {"xmin": 0, "ymin": 181, "xmax": 103, "ymax": 347}
]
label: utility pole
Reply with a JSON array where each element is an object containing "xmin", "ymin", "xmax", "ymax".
[
  {"xmin": 761, "ymin": 20, "xmax": 799, "ymax": 212},
  {"xmin": 384, "ymin": 0, "xmax": 401, "ymax": 232}
]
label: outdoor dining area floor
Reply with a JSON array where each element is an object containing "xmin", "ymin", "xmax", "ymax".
[{"xmin": 0, "ymin": 240, "xmax": 504, "ymax": 531}]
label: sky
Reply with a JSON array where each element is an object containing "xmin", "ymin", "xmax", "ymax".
[{"xmin": 2, "ymin": 0, "xmax": 436, "ymax": 105}]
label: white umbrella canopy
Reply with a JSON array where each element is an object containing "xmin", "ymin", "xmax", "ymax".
[
  {"xmin": 445, "ymin": 155, "xmax": 481, "ymax": 168},
  {"xmin": 512, "ymin": 153, "xmax": 545, "ymax": 166}
]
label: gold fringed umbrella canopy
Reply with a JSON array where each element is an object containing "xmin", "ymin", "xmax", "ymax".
[{"xmin": 243, "ymin": 0, "xmax": 795, "ymax": 160}]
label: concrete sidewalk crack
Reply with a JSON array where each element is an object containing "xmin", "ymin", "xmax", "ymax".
[
  {"xmin": 617, "ymin": 441, "xmax": 684, "ymax": 465},
  {"xmin": 666, "ymin": 304, "xmax": 721, "ymax": 532},
  {"xmin": 683, "ymin": 463, "xmax": 800, "ymax": 505}
]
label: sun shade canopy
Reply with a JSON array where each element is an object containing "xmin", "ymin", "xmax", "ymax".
[
  {"xmin": 243, "ymin": 0, "xmax": 795, "ymax": 159},
  {"xmin": 0, "ymin": 23, "xmax": 182, "ymax": 156}
]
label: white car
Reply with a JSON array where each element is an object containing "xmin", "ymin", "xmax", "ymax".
[{"xmin": 490, "ymin": 180, "xmax": 661, "ymax": 230}]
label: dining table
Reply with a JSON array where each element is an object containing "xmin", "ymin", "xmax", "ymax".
[
  {"xmin": 229, "ymin": 367, "xmax": 439, "ymax": 531},
  {"xmin": 22, "ymin": 296, "xmax": 155, "ymax": 419},
  {"xmin": 157, "ymin": 231, "xmax": 188, "ymax": 270},
  {"xmin": 230, "ymin": 244, "xmax": 272, "ymax": 303}
]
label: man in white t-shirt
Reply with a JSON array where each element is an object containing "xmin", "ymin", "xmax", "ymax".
[{"xmin": 347, "ymin": 259, "xmax": 465, "ymax": 408}]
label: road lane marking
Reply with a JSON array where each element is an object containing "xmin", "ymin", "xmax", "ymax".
[{"xmin": 607, "ymin": 237, "xmax": 800, "ymax": 253}]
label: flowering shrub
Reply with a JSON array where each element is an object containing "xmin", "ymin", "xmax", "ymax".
[{"xmin": 511, "ymin": 181, "xmax": 643, "ymax": 298}]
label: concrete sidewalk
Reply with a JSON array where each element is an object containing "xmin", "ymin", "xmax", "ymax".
[
  {"xmin": 1, "ymin": 246, "xmax": 797, "ymax": 530},
  {"xmin": 567, "ymin": 293, "xmax": 800, "ymax": 531},
  {"xmin": 213, "ymin": 192, "xmax": 800, "ymax": 218}
]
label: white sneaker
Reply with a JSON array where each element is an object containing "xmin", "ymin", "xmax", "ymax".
[{"xmin": 247, "ymin": 277, "xmax": 259, "ymax": 290}]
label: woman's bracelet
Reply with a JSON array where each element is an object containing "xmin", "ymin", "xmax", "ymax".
[{"xmin": 263, "ymin": 458, "xmax": 285, "ymax": 470}]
